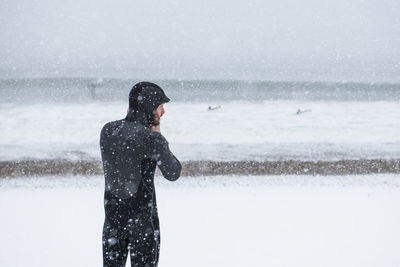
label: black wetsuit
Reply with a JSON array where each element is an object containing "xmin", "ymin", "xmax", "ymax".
[{"xmin": 100, "ymin": 82, "xmax": 181, "ymax": 267}]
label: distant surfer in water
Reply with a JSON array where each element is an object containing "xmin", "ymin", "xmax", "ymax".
[
  {"xmin": 208, "ymin": 105, "xmax": 221, "ymax": 111},
  {"xmin": 296, "ymin": 109, "xmax": 311, "ymax": 115},
  {"xmin": 89, "ymin": 82, "xmax": 97, "ymax": 99},
  {"xmin": 100, "ymin": 82, "xmax": 181, "ymax": 267},
  {"xmin": 88, "ymin": 78, "xmax": 103, "ymax": 100}
]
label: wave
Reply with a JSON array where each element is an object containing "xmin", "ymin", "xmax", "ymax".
[{"xmin": 1, "ymin": 78, "xmax": 400, "ymax": 103}]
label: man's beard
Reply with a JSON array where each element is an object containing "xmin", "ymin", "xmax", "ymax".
[{"xmin": 153, "ymin": 113, "xmax": 161, "ymax": 126}]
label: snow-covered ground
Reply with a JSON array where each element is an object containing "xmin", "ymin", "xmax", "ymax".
[{"xmin": 1, "ymin": 174, "xmax": 400, "ymax": 267}]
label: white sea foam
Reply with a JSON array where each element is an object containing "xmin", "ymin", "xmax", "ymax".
[{"xmin": 0, "ymin": 101, "xmax": 399, "ymax": 161}]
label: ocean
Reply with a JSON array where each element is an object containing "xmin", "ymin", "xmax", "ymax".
[{"xmin": 0, "ymin": 78, "xmax": 399, "ymax": 175}]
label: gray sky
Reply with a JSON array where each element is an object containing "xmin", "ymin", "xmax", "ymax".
[{"xmin": 1, "ymin": 0, "xmax": 399, "ymax": 81}]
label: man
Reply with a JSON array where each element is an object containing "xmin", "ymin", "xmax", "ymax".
[{"xmin": 100, "ymin": 81, "xmax": 182, "ymax": 267}]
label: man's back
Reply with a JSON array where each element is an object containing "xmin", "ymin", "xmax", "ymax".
[
  {"xmin": 101, "ymin": 82, "xmax": 181, "ymax": 267},
  {"xmin": 101, "ymin": 119, "xmax": 149, "ymax": 199},
  {"xmin": 101, "ymin": 118, "xmax": 181, "ymax": 199}
]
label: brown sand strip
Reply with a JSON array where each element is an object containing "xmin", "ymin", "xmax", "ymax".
[{"xmin": 1, "ymin": 159, "xmax": 400, "ymax": 178}]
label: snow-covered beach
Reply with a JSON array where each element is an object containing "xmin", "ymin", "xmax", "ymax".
[
  {"xmin": 1, "ymin": 174, "xmax": 400, "ymax": 267},
  {"xmin": 1, "ymin": 78, "xmax": 399, "ymax": 266}
]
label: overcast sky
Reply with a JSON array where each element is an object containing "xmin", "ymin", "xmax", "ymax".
[{"xmin": 1, "ymin": 0, "xmax": 399, "ymax": 81}]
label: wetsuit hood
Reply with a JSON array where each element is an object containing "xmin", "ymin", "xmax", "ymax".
[{"xmin": 125, "ymin": 82, "xmax": 170, "ymax": 126}]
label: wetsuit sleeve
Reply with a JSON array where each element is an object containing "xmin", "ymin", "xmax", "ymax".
[{"xmin": 148, "ymin": 131, "xmax": 182, "ymax": 181}]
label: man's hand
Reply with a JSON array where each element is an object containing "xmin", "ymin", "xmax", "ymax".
[{"xmin": 150, "ymin": 125, "xmax": 161, "ymax": 133}]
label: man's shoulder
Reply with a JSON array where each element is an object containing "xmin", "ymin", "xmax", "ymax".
[
  {"xmin": 101, "ymin": 119, "xmax": 151, "ymax": 136},
  {"xmin": 147, "ymin": 130, "xmax": 167, "ymax": 145},
  {"xmin": 101, "ymin": 119, "xmax": 124, "ymax": 132}
]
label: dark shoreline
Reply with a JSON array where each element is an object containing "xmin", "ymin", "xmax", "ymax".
[{"xmin": 1, "ymin": 159, "xmax": 400, "ymax": 178}]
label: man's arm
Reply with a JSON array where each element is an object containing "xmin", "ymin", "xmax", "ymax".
[{"xmin": 148, "ymin": 130, "xmax": 182, "ymax": 181}]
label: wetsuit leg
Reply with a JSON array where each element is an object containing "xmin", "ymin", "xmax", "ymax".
[
  {"xmin": 103, "ymin": 219, "xmax": 129, "ymax": 267},
  {"xmin": 129, "ymin": 220, "xmax": 160, "ymax": 267},
  {"xmin": 103, "ymin": 191, "xmax": 132, "ymax": 267}
]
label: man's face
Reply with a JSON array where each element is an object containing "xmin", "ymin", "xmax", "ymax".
[{"xmin": 153, "ymin": 104, "xmax": 165, "ymax": 125}]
